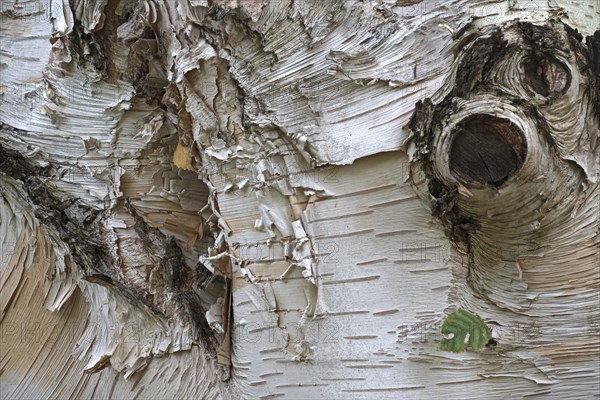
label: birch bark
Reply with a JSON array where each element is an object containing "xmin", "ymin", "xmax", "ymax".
[{"xmin": 0, "ymin": 0, "xmax": 598, "ymax": 398}]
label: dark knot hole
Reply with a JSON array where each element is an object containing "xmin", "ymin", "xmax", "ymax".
[{"xmin": 449, "ymin": 115, "xmax": 527, "ymax": 187}]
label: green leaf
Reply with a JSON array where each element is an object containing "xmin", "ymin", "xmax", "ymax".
[{"xmin": 439, "ymin": 309, "xmax": 491, "ymax": 353}]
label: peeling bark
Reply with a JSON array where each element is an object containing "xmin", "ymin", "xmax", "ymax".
[{"xmin": 1, "ymin": 0, "xmax": 599, "ymax": 398}]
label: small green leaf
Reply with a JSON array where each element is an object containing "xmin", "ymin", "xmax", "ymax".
[{"xmin": 439, "ymin": 309, "xmax": 491, "ymax": 353}]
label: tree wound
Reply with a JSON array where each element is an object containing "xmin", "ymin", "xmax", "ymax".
[
  {"xmin": 449, "ymin": 115, "xmax": 527, "ymax": 187},
  {"xmin": 523, "ymin": 57, "xmax": 569, "ymax": 97}
]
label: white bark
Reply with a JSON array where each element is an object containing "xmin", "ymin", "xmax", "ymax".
[{"xmin": 1, "ymin": 0, "xmax": 598, "ymax": 398}]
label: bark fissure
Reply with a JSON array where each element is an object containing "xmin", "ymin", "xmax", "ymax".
[{"xmin": 0, "ymin": 135, "xmax": 114, "ymax": 278}]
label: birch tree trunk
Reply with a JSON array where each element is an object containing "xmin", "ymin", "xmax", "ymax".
[{"xmin": 1, "ymin": 0, "xmax": 599, "ymax": 398}]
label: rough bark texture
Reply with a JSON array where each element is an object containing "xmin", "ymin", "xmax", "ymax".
[{"xmin": 1, "ymin": 0, "xmax": 598, "ymax": 399}]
